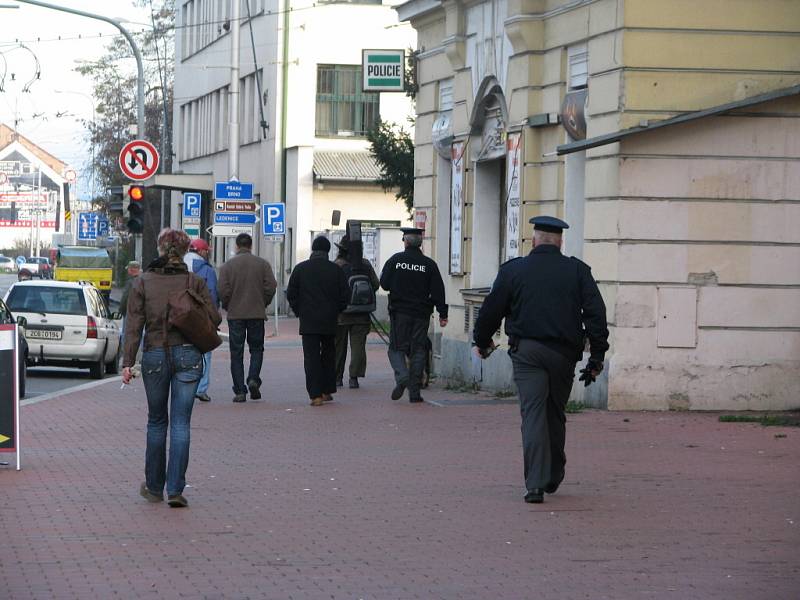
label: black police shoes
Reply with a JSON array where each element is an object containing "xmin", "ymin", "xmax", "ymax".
[
  {"xmin": 409, "ymin": 396, "xmax": 423, "ymax": 403},
  {"xmin": 391, "ymin": 383, "xmax": 406, "ymax": 400},
  {"xmin": 524, "ymin": 489, "xmax": 544, "ymax": 503},
  {"xmin": 349, "ymin": 377, "xmax": 359, "ymax": 389}
]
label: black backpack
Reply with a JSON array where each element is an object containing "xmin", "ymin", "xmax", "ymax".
[{"xmin": 342, "ymin": 260, "xmax": 376, "ymax": 314}]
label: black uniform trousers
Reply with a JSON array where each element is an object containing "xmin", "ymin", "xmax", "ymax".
[
  {"xmin": 301, "ymin": 334, "xmax": 337, "ymax": 399},
  {"xmin": 388, "ymin": 312, "xmax": 429, "ymax": 399},
  {"xmin": 509, "ymin": 339, "xmax": 576, "ymax": 491}
]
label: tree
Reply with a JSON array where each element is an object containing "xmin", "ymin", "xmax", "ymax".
[
  {"xmin": 76, "ymin": 0, "xmax": 174, "ymax": 199},
  {"xmin": 367, "ymin": 50, "xmax": 418, "ymax": 215},
  {"xmin": 367, "ymin": 121, "xmax": 415, "ymax": 214},
  {"xmin": 76, "ymin": 1, "xmax": 174, "ymax": 265}
]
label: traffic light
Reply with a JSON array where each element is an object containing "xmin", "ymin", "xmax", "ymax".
[{"xmin": 126, "ymin": 184, "xmax": 145, "ymax": 234}]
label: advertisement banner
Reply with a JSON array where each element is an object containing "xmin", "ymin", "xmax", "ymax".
[
  {"xmin": 450, "ymin": 141, "xmax": 465, "ymax": 275},
  {"xmin": 505, "ymin": 132, "xmax": 522, "ymax": 261}
]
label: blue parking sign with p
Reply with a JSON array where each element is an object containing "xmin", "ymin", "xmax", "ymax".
[
  {"xmin": 183, "ymin": 193, "xmax": 202, "ymax": 218},
  {"xmin": 262, "ymin": 203, "xmax": 285, "ymax": 236}
]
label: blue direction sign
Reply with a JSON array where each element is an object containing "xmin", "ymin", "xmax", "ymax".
[
  {"xmin": 183, "ymin": 192, "xmax": 202, "ymax": 218},
  {"xmin": 78, "ymin": 212, "xmax": 99, "ymax": 241},
  {"xmin": 214, "ymin": 179, "xmax": 253, "ymax": 201},
  {"xmin": 262, "ymin": 203, "xmax": 286, "ymax": 235},
  {"xmin": 214, "ymin": 212, "xmax": 258, "ymax": 225}
]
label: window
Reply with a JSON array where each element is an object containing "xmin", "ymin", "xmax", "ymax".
[
  {"xmin": 7, "ymin": 286, "xmax": 87, "ymax": 316},
  {"xmin": 568, "ymin": 43, "xmax": 588, "ymax": 90},
  {"xmin": 316, "ymin": 65, "xmax": 380, "ymax": 138},
  {"xmin": 178, "ymin": 70, "xmax": 262, "ymax": 161}
]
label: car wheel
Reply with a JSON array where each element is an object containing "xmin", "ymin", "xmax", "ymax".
[
  {"xmin": 89, "ymin": 357, "xmax": 105, "ymax": 379},
  {"xmin": 106, "ymin": 345, "xmax": 120, "ymax": 375}
]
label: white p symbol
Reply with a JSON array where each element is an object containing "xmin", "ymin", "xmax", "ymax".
[{"xmin": 267, "ymin": 206, "xmax": 280, "ymax": 224}]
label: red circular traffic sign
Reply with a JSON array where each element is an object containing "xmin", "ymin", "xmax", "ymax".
[{"xmin": 119, "ymin": 139, "xmax": 160, "ymax": 181}]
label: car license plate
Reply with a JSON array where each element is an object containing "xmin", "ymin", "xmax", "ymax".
[{"xmin": 26, "ymin": 329, "xmax": 63, "ymax": 340}]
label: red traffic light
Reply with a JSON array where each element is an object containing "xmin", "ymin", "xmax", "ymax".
[{"xmin": 128, "ymin": 185, "xmax": 144, "ymax": 201}]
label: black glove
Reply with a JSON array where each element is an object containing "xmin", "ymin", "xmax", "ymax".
[
  {"xmin": 578, "ymin": 359, "xmax": 603, "ymax": 387},
  {"xmin": 477, "ymin": 345, "xmax": 495, "ymax": 359}
]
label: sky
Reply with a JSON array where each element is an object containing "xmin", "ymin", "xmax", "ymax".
[{"xmin": 0, "ymin": 0, "xmax": 156, "ymax": 200}]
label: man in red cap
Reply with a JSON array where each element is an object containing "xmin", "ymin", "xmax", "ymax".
[{"xmin": 185, "ymin": 238, "xmax": 220, "ymax": 402}]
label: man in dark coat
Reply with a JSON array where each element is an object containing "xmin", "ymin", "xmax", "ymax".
[
  {"xmin": 379, "ymin": 228, "xmax": 448, "ymax": 403},
  {"xmin": 473, "ymin": 216, "xmax": 609, "ymax": 504},
  {"xmin": 287, "ymin": 236, "xmax": 349, "ymax": 406}
]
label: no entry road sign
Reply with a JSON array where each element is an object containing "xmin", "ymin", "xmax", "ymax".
[{"xmin": 119, "ymin": 139, "xmax": 160, "ymax": 181}]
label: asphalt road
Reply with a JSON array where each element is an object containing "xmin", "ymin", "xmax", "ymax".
[{"xmin": 0, "ymin": 273, "xmax": 120, "ymax": 400}]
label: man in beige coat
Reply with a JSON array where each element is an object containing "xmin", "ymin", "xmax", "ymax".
[{"xmin": 218, "ymin": 233, "xmax": 278, "ymax": 402}]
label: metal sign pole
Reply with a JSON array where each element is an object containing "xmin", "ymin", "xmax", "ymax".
[{"xmin": 13, "ymin": 324, "xmax": 20, "ymax": 470}]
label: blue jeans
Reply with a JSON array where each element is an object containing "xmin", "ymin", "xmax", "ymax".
[
  {"xmin": 142, "ymin": 345, "xmax": 203, "ymax": 497},
  {"xmin": 196, "ymin": 351, "xmax": 213, "ymax": 395},
  {"xmin": 228, "ymin": 319, "xmax": 265, "ymax": 394}
]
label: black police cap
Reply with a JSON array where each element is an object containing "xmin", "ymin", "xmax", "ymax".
[
  {"xmin": 529, "ymin": 215, "xmax": 569, "ymax": 234},
  {"xmin": 400, "ymin": 227, "xmax": 424, "ymax": 235}
]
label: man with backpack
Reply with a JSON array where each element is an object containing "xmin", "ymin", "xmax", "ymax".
[
  {"xmin": 380, "ymin": 228, "xmax": 448, "ymax": 403},
  {"xmin": 334, "ymin": 236, "xmax": 380, "ymax": 389}
]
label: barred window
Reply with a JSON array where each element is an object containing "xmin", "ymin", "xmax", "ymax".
[{"xmin": 316, "ymin": 65, "xmax": 380, "ymax": 138}]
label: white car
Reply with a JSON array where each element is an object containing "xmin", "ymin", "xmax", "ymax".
[{"xmin": 4, "ymin": 280, "xmax": 122, "ymax": 379}]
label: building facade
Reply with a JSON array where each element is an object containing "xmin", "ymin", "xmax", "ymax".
[
  {"xmin": 0, "ymin": 124, "xmax": 68, "ymax": 255},
  {"xmin": 397, "ymin": 0, "xmax": 800, "ymax": 410},
  {"xmin": 172, "ymin": 0, "xmax": 416, "ymax": 294}
]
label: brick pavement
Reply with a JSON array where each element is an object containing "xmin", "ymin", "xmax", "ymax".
[{"xmin": 1, "ymin": 318, "xmax": 798, "ymax": 599}]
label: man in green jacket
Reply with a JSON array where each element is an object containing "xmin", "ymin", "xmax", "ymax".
[{"xmin": 334, "ymin": 237, "xmax": 379, "ymax": 389}]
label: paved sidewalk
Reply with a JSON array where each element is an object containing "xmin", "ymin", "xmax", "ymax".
[{"xmin": 1, "ymin": 319, "xmax": 798, "ymax": 599}]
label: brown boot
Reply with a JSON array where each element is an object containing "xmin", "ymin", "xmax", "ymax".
[{"xmin": 310, "ymin": 396, "xmax": 324, "ymax": 406}]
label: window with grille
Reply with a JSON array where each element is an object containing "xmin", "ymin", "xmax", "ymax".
[
  {"xmin": 316, "ymin": 65, "xmax": 380, "ymax": 138},
  {"xmin": 568, "ymin": 43, "xmax": 588, "ymax": 90}
]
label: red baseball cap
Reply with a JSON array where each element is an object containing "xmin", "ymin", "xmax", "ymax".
[{"xmin": 189, "ymin": 239, "xmax": 210, "ymax": 251}]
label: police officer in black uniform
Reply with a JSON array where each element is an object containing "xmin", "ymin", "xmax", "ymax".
[
  {"xmin": 380, "ymin": 227, "xmax": 448, "ymax": 403},
  {"xmin": 473, "ymin": 216, "xmax": 609, "ymax": 503}
]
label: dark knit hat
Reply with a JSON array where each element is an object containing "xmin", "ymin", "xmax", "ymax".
[{"xmin": 312, "ymin": 236, "xmax": 331, "ymax": 252}]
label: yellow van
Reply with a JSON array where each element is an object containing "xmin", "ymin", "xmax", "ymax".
[{"xmin": 54, "ymin": 246, "xmax": 114, "ymax": 303}]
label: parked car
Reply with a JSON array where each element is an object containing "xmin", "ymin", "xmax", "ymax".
[
  {"xmin": 0, "ymin": 296, "xmax": 28, "ymax": 398},
  {"xmin": 28, "ymin": 257, "xmax": 53, "ymax": 279},
  {"xmin": 4, "ymin": 280, "xmax": 122, "ymax": 379},
  {"xmin": 0, "ymin": 256, "xmax": 15, "ymax": 274}
]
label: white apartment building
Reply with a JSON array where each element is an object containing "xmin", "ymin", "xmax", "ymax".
[{"xmin": 171, "ymin": 0, "xmax": 416, "ymax": 296}]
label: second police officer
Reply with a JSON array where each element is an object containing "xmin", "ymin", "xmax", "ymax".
[
  {"xmin": 472, "ymin": 216, "xmax": 609, "ymax": 504},
  {"xmin": 380, "ymin": 227, "xmax": 448, "ymax": 403}
]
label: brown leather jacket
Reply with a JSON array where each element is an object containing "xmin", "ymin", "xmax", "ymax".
[{"xmin": 122, "ymin": 261, "xmax": 221, "ymax": 367}]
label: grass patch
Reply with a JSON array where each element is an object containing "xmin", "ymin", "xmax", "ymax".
[
  {"xmin": 719, "ymin": 414, "xmax": 800, "ymax": 427},
  {"xmin": 565, "ymin": 401, "xmax": 585, "ymax": 414},
  {"xmin": 444, "ymin": 380, "xmax": 479, "ymax": 394},
  {"xmin": 494, "ymin": 389, "xmax": 516, "ymax": 399}
]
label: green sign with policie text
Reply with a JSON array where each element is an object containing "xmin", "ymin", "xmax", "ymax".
[{"xmin": 362, "ymin": 49, "xmax": 404, "ymax": 92}]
